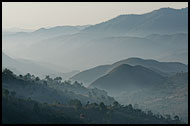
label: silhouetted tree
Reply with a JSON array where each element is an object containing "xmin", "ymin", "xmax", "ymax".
[
  {"xmin": 174, "ymin": 115, "xmax": 180, "ymax": 123},
  {"xmin": 3, "ymin": 68, "xmax": 13, "ymax": 75},
  {"xmin": 35, "ymin": 77, "xmax": 40, "ymax": 81},
  {"xmin": 85, "ymin": 101, "xmax": 90, "ymax": 107},
  {"xmin": 54, "ymin": 77, "xmax": 62, "ymax": 83},
  {"xmin": 69, "ymin": 99, "xmax": 82, "ymax": 110},
  {"xmin": 147, "ymin": 110, "xmax": 153, "ymax": 116},
  {"xmin": 24, "ymin": 73, "xmax": 32, "ymax": 80},
  {"xmin": 113, "ymin": 101, "xmax": 120, "ymax": 109},
  {"xmin": 128, "ymin": 104, "xmax": 133, "ymax": 110},
  {"xmin": 45, "ymin": 75, "xmax": 52, "ymax": 82},
  {"xmin": 19, "ymin": 74, "xmax": 23, "ymax": 79},
  {"xmin": 99, "ymin": 102, "xmax": 107, "ymax": 111}
]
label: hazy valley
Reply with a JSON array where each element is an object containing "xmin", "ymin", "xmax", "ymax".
[{"xmin": 2, "ymin": 6, "xmax": 188, "ymax": 124}]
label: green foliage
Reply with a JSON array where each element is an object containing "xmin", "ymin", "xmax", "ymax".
[
  {"xmin": 2, "ymin": 69, "xmax": 184, "ymax": 124},
  {"xmin": 113, "ymin": 101, "xmax": 120, "ymax": 109},
  {"xmin": 3, "ymin": 68, "xmax": 14, "ymax": 76},
  {"xmin": 24, "ymin": 73, "xmax": 32, "ymax": 80},
  {"xmin": 99, "ymin": 102, "xmax": 107, "ymax": 112},
  {"xmin": 54, "ymin": 77, "xmax": 62, "ymax": 83},
  {"xmin": 69, "ymin": 99, "xmax": 82, "ymax": 110},
  {"xmin": 2, "ymin": 94, "xmax": 82, "ymax": 124},
  {"xmin": 2, "ymin": 93, "xmax": 183, "ymax": 124},
  {"xmin": 2, "ymin": 90, "xmax": 182, "ymax": 124},
  {"xmin": 35, "ymin": 77, "xmax": 40, "ymax": 81},
  {"xmin": 2, "ymin": 69, "xmax": 115, "ymax": 106}
]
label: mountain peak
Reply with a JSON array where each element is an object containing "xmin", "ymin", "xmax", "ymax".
[
  {"xmin": 82, "ymin": 6, "xmax": 187, "ymax": 36},
  {"xmin": 90, "ymin": 63, "xmax": 165, "ymax": 94},
  {"xmin": 150, "ymin": 7, "xmax": 188, "ymax": 14}
]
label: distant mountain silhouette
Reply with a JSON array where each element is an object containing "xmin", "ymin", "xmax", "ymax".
[
  {"xmin": 2, "ymin": 52, "xmax": 68, "ymax": 77},
  {"xmin": 26, "ymin": 32, "xmax": 187, "ymax": 70},
  {"xmin": 89, "ymin": 64, "xmax": 165, "ymax": 94},
  {"xmin": 71, "ymin": 58, "xmax": 187, "ymax": 86},
  {"xmin": 115, "ymin": 72, "xmax": 188, "ymax": 122},
  {"xmin": 82, "ymin": 7, "xmax": 188, "ymax": 36},
  {"xmin": 71, "ymin": 65, "xmax": 111, "ymax": 86},
  {"xmin": 112, "ymin": 57, "xmax": 188, "ymax": 75},
  {"xmin": 2, "ymin": 25, "xmax": 90, "ymax": 47},
  {"xmin": 32, "ymin": 25, "xmax": 90, "ymax": 37},
  {"xmin": 3, "ymin": 8, "xmax": 188, "ymax": 70}
]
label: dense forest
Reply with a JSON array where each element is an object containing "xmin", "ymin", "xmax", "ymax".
[
  {"xmin": 2, "ymin": 69, "xmax": 183, "ymax": 124},
  {"xmin": 2, "ymin": 5, "xmax": 188, "ymax": 124},
  {"xmin": 2, "ymin": 68, "xmax": 115, "ymax": 105}
]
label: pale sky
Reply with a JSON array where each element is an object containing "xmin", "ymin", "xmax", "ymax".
[{"xmin": 2, "ymin": 2, "xmax": 188, "ymax": 30}]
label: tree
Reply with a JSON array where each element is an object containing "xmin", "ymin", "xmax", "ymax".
[
  {"xmin": 85, "ymin": 101, "xmax": 90, "ymax": 107},
  {"xmin": 24, "ymin": 73, "xmax": 32, "ymax": 80},
  {"xmin": 69, "ymin": 99, "xmax": 82, "ymax": 110},
  {"xmin": 88, "ymin": 103, "xmax": 98, "ymax": 109},
  {"xmin": 19, "ymin": 74, "xmax": 23, "ymax": 79},
  {"xmin": 113, "ymin": 101, "xmax": 120, "ymax": 109},
  {"xmin": 128, "ymin": 104, "xmax": 133, "ymax": 110},
  {"xmin": 3, "ymin": 68, "xmax": 14, "ymax": 78},
  {"xmin": 45, "ymin": 75, "xmax": 52, "ymax": 82},
  {"xmin": 174, "ymin": 115, "xmax": 180, "ymax": 123},
  {"xmin": 3, "ymin": 68, "xmax": 13, "ymax": 75},
  {"xmin": 147, "ymin": 110, "xmax": 153, "ymax": 116},
  {"xmin": 54, "ymin": 77, "xmax": 62, "ymax": 84},
  {"xmin": 31, "ymin": 75, "xmax": 35, "ymax": 80},
  {"xmin": 35, "ymin": 77, "xmax": 40, "ymax": 81},
  {"xmin": 3, "ymin": 89, "xmax": 9, "ymax": 99},
  {"xmin": 99, "ymin": 102, "xmax": 107, "ymax": 111}
]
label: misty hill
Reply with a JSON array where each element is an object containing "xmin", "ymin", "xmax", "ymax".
[
  {"xmin": 3, "ymin": 8, "xmax": 188, "ymax": 69},
  {"xmin": 158, "ymin": 48, "xmax": 188, "ymax": 65},
  {"xmin": 88, "ymin": 65, "xmax": 188, "ymax": 122},
  {"xmin": 32, "ymin": 25, "xmax": 90, "ymax": 37},
  {"xmin": 2, "ymin": 69, "xmax": 115, "ymax": 105},
  {"xmin": 49, "ymin": 70, "xmax": 80, "ymax": 80},
  {"xmin": 89, "ymin": 64, "xmax": 165, "ymax": 94},
  {"xmin": 82, "ymin": 7, "xmax": 188, "ymax": 36},
  {"xmin": 112, "ymin": 57, "xmax": 188, "ymax": 75},
  {"xmin": 116, "ymin": 72, "xmax": 188, "ymax": 122},
  {"xmin": 2, "ymin": 25, "xmax": 89, "ymax": 51},
  {"xmin": 70, "ymin": 65, "xmax": 111, "ymax": 87},
  {"xmin": 3, "ymin": 27, "xmax": 34, "ymax": 32},
  {"xmin": 71, "ymin": 58, "xmax": 187, "ymax": 86},
  {"xmin": 2, "ymin": 27, "xmax": 34, "ymax": 35},
  {"xmin": 23, "ymin": 32, "xmax": 187, "ymax": 71},
  {"xmin": 2, "ymin": 52, "xmax": 70, "ymax": 78},
  {"xmin": 3, "ymin": 25, "xmax": 90, "ymax": 40},
  {"xmin": 3, "ymin": 92, "xmax": 181, "ymax": 124}
]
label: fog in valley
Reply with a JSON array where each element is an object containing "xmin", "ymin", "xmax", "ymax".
[{"xmin": 2, "ymin": 2, "xmax": 188, "ymax": 124}]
